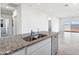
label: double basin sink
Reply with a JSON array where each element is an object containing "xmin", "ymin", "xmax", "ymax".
[{"xmin": 23, "ymin": 34, "xmax": 47, "ymax": 42}]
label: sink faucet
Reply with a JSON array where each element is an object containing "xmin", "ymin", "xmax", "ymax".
[
  {"xmin": 37, "ymin": 28, "xmax": 39, "ymax": 34},
  {"xmin": 31, "ymin": 30, "xmax": 35, "ymax": 36},
  {"xmin": 31, "ymin": 29, "xmax": 39, "ymax": 36}
]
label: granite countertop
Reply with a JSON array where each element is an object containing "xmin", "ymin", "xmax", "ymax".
[{"xmin": 0, "ymin": 31, "xmax": 58, "ymax": 55}]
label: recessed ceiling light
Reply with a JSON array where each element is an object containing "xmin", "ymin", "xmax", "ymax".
[{"xmin": 64, "ymin": 4, "xmax": 69, "ymax": 7}]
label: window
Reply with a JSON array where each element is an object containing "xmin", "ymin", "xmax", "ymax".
[{"xmin": 64, "ymin": 18, "xmax": 79, "ymax": 32}]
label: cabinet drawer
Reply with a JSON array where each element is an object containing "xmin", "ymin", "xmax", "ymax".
[{"xmin": 27, "ymin": 38, "xmax": 51, "ymax": 54}]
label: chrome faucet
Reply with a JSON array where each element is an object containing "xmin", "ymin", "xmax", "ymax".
[
  {"xmin": 31, "ymin": 30, "xmax": 35, "ymax": 36},
  {"xmin": 37, "ymin": 28, "xmax": 39, "ymax": 34},
  {"xmin": 30, "ymin": 29, "xmax": 39, "ymax": 36}
]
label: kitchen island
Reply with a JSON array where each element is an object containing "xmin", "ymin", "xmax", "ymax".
[{"xmin": 0, "ymin": 31, "xmax": 58, "ymax": 55}]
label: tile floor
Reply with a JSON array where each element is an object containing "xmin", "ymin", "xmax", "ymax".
[{"xmin": 58, "ymin": 32, "xmax": 79, "ymax": 55}]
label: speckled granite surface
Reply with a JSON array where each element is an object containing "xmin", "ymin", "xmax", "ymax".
[{"xmin": 0, "ymin": 31, "xmax": 58, "ymax": 55}]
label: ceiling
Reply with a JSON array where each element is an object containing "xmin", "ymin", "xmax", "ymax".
[
  {"xmin": 1, "ymin": 3, "xmax": 79, "ymax": 17},
  {"xmin": 0, "ymin": 3, "xmax": 20, "ymax": 11},
  {"xmin": 26, "ymin": 3, "xmax": 79, "ymax": 17}
]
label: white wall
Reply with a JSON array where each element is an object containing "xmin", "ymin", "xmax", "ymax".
[
  {"xmin": 21, "ymin": 4, "xmax": 49, "ymax": 33},
  {"xmin": 15, "ymin": 5, "xmax": 22, "ymax": 34},
  {"xmin": 59, "ymin": 18, "xmax": 64, "ymax": 38},
  {"xmin": 15, "ymin": 4, "xmax": 61, "ymax": 34},
  {"xmin": 51, "ymin": 17, "xmax": 60, "ymax": 32}
]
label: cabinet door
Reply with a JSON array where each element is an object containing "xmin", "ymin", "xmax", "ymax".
[
  {"xmin": 51, "ymin": 34, "xmax": 58, "ymax": 55},
  {"xmin": 31, "ymin": 38, "xmax": 51, "ymax": 55},
  {"xmin": 27, "ymin": 38, "xmax": 51, "ymax": 55}
]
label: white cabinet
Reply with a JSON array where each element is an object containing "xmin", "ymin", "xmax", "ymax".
[
  {"xmin": 51, "ymin": 34, "xmax": 58, "ymax": 55},
  {"xmin": 31, "ymin": 42, "xmax": 51, "ymax": 55},
  {"xmin": 11, "ymin": 48, "xmax": 25, "ymax": 55},
  {"xmin": 26, "ymin": 38, "xmax": 51, "ymax": 55}
]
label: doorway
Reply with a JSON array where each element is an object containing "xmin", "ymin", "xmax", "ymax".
[{"xmin": 58, "ymin": 17, "xmax": 79, "ymax": 55}]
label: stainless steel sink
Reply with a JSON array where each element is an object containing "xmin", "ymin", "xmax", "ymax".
[{"xmin": 22, "ymin": 34, "xmax": 47, "ymax": 42}]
